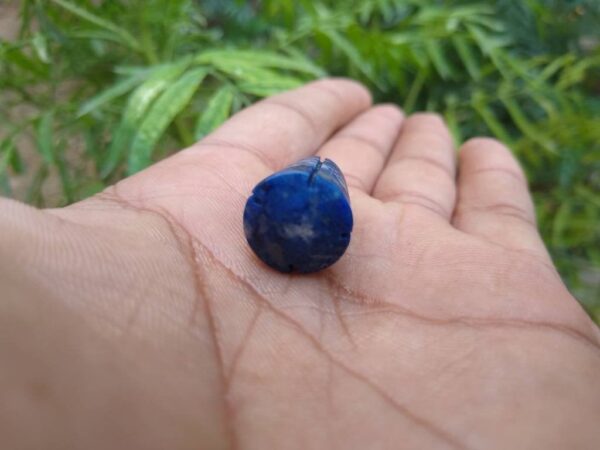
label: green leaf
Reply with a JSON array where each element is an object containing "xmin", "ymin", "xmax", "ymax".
[
  {"xmin": 9, "ymin": 143, "xmax": 25, "ymax": 174},
  {"xmin": 32, "ymin": 32, "xmax": 50, "ymax": 63},
  {"xmin": 538, "ymin": 54, "xmax": 576, "ymax": 83},
  {"xmin": 404, "ymin": 68, "xmax": 427, "ymax": 113},
  {"xmin": 36, "ymin": 112, "xmax": 54, "ymax": 165},
  {"xmin": 471, "ymin": 92, "xmax": 512, "ymax": 143},
  {"xmin": 466, "ymin": 24, "xmax": 511, "ymax": 56},
  {"xmin": 0, "ymin": 173, "xmax": 10, "ymax": 196},
  {"xmin": 206, "ymin": 58, "xmax": 304, "ymax": 96},
  {"xmin": 54, "ymin": 138, "xmax": 74, "ymax": 203},
  {"xmin": 424, "ymin": 39, "xmax": 453, "ymax": 80},
  {"xmin": 196, "ymin": 49, "xmax": 325, "ymax": 77},
  {"xmin": 128, "ymin": 68, "xmax": 208, "ymax": 174},
  {"xmin": 49, "ymin": 0, "xmax": 141, "ymax": 51},
  {"xmin": 77, "ymin": 72, "xmax": 147, "ymax": 117},
  {"xmin": 282, "ymin": 47, "xmax": 328, "ymax": 77},
  {"xmin": 443, "ymin": 94, "xmax": 462, "ymax": 146},
  {"xmin": 0, "ymin": 139, "xmax": 16, "ymax": 176},
  {"xmin": 552, "ymin": 201, "xmax": 571, "ymax": 246},
  {"xmin": 499, "ymin": 92, "xmax": 556, "ymax": 153},
  {"xmin": 452, "ymin": 35, "xmax": 480, "ymax": 80},
  {"xmin": 78, "ymin": 180, "xmax": 105, "ymax": 199},
  {"xmin": 194, "ymin": 86, "xmax": 235, "ymax": 140},
  {"xmin": 319, "ymin": 28, "xmax": 379, "ymax": 85},
  {"xmin": 237, "ymin": 77, "xmax": 303, "ymax": 96},
  {"xmin": 556, "ymin": 56, "xmax": 600, "ymax": 90},
  {"xmin": 0, "ymin": 137, "xmax": 24, "ymax": 177},
  {"xmin": 2, "ymin": 44, "xmax": 48, "ymax": 77},
  {"xmin": 100, "ymin": 61, "xmax": 191, "ymax": 177}
]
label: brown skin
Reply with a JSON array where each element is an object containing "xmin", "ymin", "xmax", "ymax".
[{"xmin": 1, "ymin": 79, "xmax": 599, "ymax": 450}]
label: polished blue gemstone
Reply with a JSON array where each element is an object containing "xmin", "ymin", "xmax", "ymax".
[{"xmin": 243, "ymin": 157, "xmax": 353, "ymax": 273}]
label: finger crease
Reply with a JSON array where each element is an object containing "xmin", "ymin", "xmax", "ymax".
[
  {"xmin": 310, "ymin": 82, "xmax": 347, "ymax": 105},
  {"xmin": 264, "ymin": 99, "xmax": 319, "ymax": 135},
  {"xmin": 467, "ymin": 167, "xmax": 526, "ymax": 185},
  {"xmin": 380, "ymin": 189, "xmax": 450, "ymax": 218},
  {"xmin": 344, "ymin": 172, "xmax": 369, "ymax": 192},
  {"xmin": 393, "ymin": 155, "xmax": 455, "ymax": 180},
  {"xmin": 458, "ymin": 202, "xmax": 535, "ymax": 226}
]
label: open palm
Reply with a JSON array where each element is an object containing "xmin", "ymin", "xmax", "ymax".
[{"xmin": 3, "ymin": 79, "xmax": 599, "ymax": 449}]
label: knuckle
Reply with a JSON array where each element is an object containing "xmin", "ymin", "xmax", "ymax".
[
  {"xmin": 484, "ymin": 202, "xmax": 535, "ymax": 225},
  {"xmin": 378, "ymin": 188, "xmax": 451, "ymax": 218},
  {"xmin": 457, "ymin": 202, "xmax": 535, "ymax": 226}
]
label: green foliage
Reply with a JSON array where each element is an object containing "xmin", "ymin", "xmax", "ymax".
[
  {"xmin": 0, "ymin": 0, "xmax": 599, "ymax": 318},
  {"xmin": 194, "ymin": 86, "xmax": 235, "ymax": 140}
]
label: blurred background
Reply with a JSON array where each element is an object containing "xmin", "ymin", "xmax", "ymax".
[{"xmin": 0, "ymin": 0, "xmax": 599, "ymax": 320}]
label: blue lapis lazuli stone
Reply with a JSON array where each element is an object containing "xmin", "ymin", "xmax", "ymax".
[{"xmin": 243, "ymin": 157, "xmax": 353, "ymax": 273}]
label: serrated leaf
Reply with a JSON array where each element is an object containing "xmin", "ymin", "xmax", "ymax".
[
  {"xmin": 49, "ymin": 0, "xmax": 140, "ymax": 50},
  {"xmin": 207, "ymin": 58, "xmax": 303, "ymax": 96},
  {"xmin": 77, "ymin": 72, "xmax": 146, "ymax": 117},
  {"xmin": 100, "ymin": 61, "xmax": 191, "ymax": 177},
  {"xmin": 238, "ymin": 80, "xmax": 303, "ymax": 97},
  {"xmin": 209, "ymin": 59, "xmax": 271, "ymax": 81},
  {"xmin": 128, "ymin": 68, "xmax": 208, "ymax": 174},
  {"xmin": 194, "ymin": 86, "xmax": 235, "ymax": 140},
  {"xmin": 128, "ymin": 61, "xmax": 194, "ymax": 121},
  {"xmin": 196, "ymin": 49, "xmax": 325, "ymax": 77}
]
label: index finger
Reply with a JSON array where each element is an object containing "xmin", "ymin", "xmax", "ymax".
[{"xmin": 198, "ymin": 78, "xmax": 372, "ymax": 171}]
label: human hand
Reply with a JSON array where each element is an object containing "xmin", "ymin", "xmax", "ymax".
[{"xmin": 1, "ymin": 79, "xmax": 599, "ymax": 449}]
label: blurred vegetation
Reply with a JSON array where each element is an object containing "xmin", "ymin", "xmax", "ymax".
[{"xmin": 0, "ymin": 0, "xmax": 599, "ymax": 319}]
